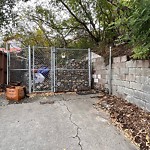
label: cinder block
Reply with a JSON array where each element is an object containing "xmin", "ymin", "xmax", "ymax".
[
  {"xmin": 126, "ymin": 74, "xmax": 136, "ymax": 82},
  {"xmin": 112, "ymin": 79, "xmax": 123, "ymax": 86},
  {"xmin": 143, "ymin": 60, "xmax": 150, "ymax": 68},
  {"xmin": 118, "ymin": 63, "xmax": 126, "ymax": 68},
  {"xmin": 120, "ymin": 55, "xmax": 128, "ymax": 62},
  {"xmin": 135, "ymin": 76, "xmax": 141, "ymax": 83},
  {"xmin": 117, "ymin": 86, "xmax": 127, "ymax": 98},
  {"xmin": 101, "ymin": 79, "xmax": 107, "ymax": 84},
  {"xmin": 125, "ymin": 96, "xmax": 147, "ymax": 110},
  {"xmin": 101, "ymin": 74, "xmax": 106, "ymax": 79},
  {"xmin": 105, "ymin": 75, "xmax": 109, "ymax": 81},
  {"xmin": 130, "ymin": 82, "xmax": 142, "ymax": 90},
  {"xmin": 124, "ymin": 87, "xmax": 134, "ymax": 95},
  {"xmin": 142, "ymin": 85, "xmax": 150, "ymax": 93},
  {"xmin": 135, "ymin": 68, "xmax": 142, "ymax": 76},
  {"xmin": 112, "ymin": 75, "xmax": 119, "ymax": 80},
  {"xmin": 112, "ymin": 64, "xmax": 115, "ymax": 69},
  {"xmin": 118, "ymin": 75, "xmax": 126, "ymax": 81},
  {"xmin": 147, "ymin": 77, "xmax": 150, "ymax": 85},
  {"xmin": 133, "ymin": 90, "xmax": 145, "ymax": 100},
  {"xmin": 112, "ymin": 68, "xmax": 120, "ymax": 75},
  {"xmin": 141, "ymin": 68, "xmax": 150, "ymax": 76},
  {"xmin": 106, "ymin": 65, "xmax": 109, "ymax": 70},
  {"xmin": 129, "ymin": 68, "xmax": 136, "ymax": 74},
  {"xmin": 112, "ymin": 85, "xmax": 117, "ymax": 94},
  {"xmin": 126, "ymin": 60, "xmax": 137, "ymax": 68},
  {"xmin": 113, "ymin": 57, "xmax": 121, "ymax": 63},
  {"xmin": 135, "ymin": 76, "xmax": 147, "ymax": 84},
  {"xmin": 120, "ymin": 68, "xmax": 129, "ymax": 75},
  {"xmin": 145, "ymin": 102, "xmax": 150, "ymax": 112},
  {"xmin": 122, "ymin": 81, "xmax": 130, "ymax": 87},
  {"xmin": 117, "ymin": 86, "xmax": 125, "ymax": 93},
  {"xmin": 136, "ymin": 60, "xmax": 144, "ymax": 68},
  {"xmin": 95, "ymin": 58, "xmax": 102, "ymax": 63},
  {"xmin": 92, "ymin": 58, "xmax": 96, "ymax": 63},
  {"xmin": 143, "ymin": 93, "xmax": 150, "ymax": 103},
  {"xmin": 99, "ymin": 69, "xmax": 106, "ymax": 75},
  {"xmin": 135, "ymin": 60, "xmax": 150, "ymax": 68}
]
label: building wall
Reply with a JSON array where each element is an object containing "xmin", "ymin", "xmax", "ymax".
[
  {"xmin": 0, "ymin": 51, "xmax": 7, "ymax": 85},
  {"xmin": 93, "ymin": 55, "xmax": 150, "ymax": 111}
]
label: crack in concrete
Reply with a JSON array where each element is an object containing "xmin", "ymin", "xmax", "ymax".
[{"xmin": 58, "ymin": 96, "xmax": 83, "ymax": 150}]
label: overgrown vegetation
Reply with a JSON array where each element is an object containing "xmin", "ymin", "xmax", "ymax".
[
  {"xmin": 0, "ymin": 0, "xmax": 150, "ymax": 59},
  {"xmin": 129, "ymin": 0, "xmax": 150, "ymax": 59}
]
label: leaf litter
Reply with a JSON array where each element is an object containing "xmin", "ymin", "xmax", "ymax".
[{"xmin": 94, "ymin": 93, "xmax": 150, "ymax": 150}]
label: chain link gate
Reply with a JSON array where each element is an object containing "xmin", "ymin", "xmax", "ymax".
[
  {"xmin": 8, "ymin": 46, "xmax": 91, "ymax": 93},
  {"xmin": 52, "ymin": 47, "xmax": 91, "ymax": 92},
  {"xmin": 32, "ymin": 46, "xmax": 52, "ymax": 92}
]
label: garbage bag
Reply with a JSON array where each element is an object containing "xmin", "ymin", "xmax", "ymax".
[
  {"xmin": 37, "ymin": 66, "xmax": 49, "ymax": 78},
  {"xmin": 35, "ymin": 73, "xmax": 45, "ymax": 83}
]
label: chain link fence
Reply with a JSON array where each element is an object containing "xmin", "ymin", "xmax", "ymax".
[
  {"xmin": 32, "ymin": 47, "xmax": 51, "ymax": 92},
  {"xmin": 55, "ymin": 48, "xmax": 91, "ymax": 92},
  {"xmin": 9, "ymin": 46, "xmax": 29, "ymax": 91},
  {"xmin": 8, "ymin": 46, "xmax": 91, "ymax": 93}
]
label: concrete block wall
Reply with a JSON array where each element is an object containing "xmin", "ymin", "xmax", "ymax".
[{"xmin": 93, "ymin": 56, "xmax": 150, "ymax": 111}]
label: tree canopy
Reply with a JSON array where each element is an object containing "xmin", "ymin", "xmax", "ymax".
[
  {"xmin": 0, "ymin": 0, "xmax": 15, "ymax": 27},
  {"xmin": 1, "ymin": 0, "xmax": 150, "ymax": 59}
]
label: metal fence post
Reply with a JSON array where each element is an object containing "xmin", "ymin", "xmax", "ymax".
[
  {"xmin": 109, "ymin": 46, "xmax": 112, "ymax": 95},
  {"xmin": 53, "ymin": 47, "xmax": 56, "ymax": 92},
  {"xmin": 51, "ymin": 47, "xmax": 56, "ymax": 92},
  {"xmin": 88, "ymin": 48, "xmax": 91, "ymax": 87},
  {"xmin": 51, "ymin": 47, "xmax": 54, "ymax": 92},
  {"xmin": 32, "ymin": 46, "xmax": 35, "ymax": 92},
  {"xmin": 28, "ymin": 45, "xmax": 32, "ymax": 93},
  {"xmin": 6, "ymin": 42, "xmax": 9, "ymax": 85}
]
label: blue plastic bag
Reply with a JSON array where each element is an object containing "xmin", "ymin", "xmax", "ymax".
[{"xmin": 37, "ymin": 67, "xmax": 49, "ymax": 77}]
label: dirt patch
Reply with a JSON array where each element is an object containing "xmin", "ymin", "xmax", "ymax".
[
  {"xmin": 94, "ymin": 93, "xmax": 150, "ymax": 150},
  {"xmin": 94, "ymin": 44, "xmax": 133, "ymax": 65}
]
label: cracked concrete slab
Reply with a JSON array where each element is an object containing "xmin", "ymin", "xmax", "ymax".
[{"xmin": 0, "ymin": 94, "xmax": 137, "ymax": 150}]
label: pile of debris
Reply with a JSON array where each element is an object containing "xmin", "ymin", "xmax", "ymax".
[
  {"xmin": 56, "ymin": 59, "xmax": 89, "ymax": 92},
  {"xmin": 94, "ymin": 93, "xmax": 150, "ymax": 150}
]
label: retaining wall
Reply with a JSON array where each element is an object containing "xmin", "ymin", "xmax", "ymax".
[{"xmin": 93, "ymin": 55, "xmax": 150, "ymax": 111}]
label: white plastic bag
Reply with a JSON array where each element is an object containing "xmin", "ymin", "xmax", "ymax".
[{"xmin": 35, "ymin": 73, "xmax": 45, "ymax": 83}]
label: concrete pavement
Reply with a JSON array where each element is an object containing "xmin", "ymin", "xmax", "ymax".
[{"xmin": 0, "ymin": 93, "xmax": 137, "ymax": 150}]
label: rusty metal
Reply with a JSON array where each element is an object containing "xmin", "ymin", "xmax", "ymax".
[{"xmin": 0, "ymin": 51, "xmax": 7, "ymax": 85}]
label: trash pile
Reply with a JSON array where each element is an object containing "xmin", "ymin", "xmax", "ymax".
[
  {"xmin": 32, "ymin": 59, "xmax": 90, "ymax": 92},
  {"xmin": 33, "ymin": 66, "xmax": 51, "ymax": 91},
  {"xmin": 94, "ymin": 93, "xmax": 150, "ymax": 150},
  {"xmin": 56, "ymin": 59, "xmax": 89, "ymax": 92}
]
